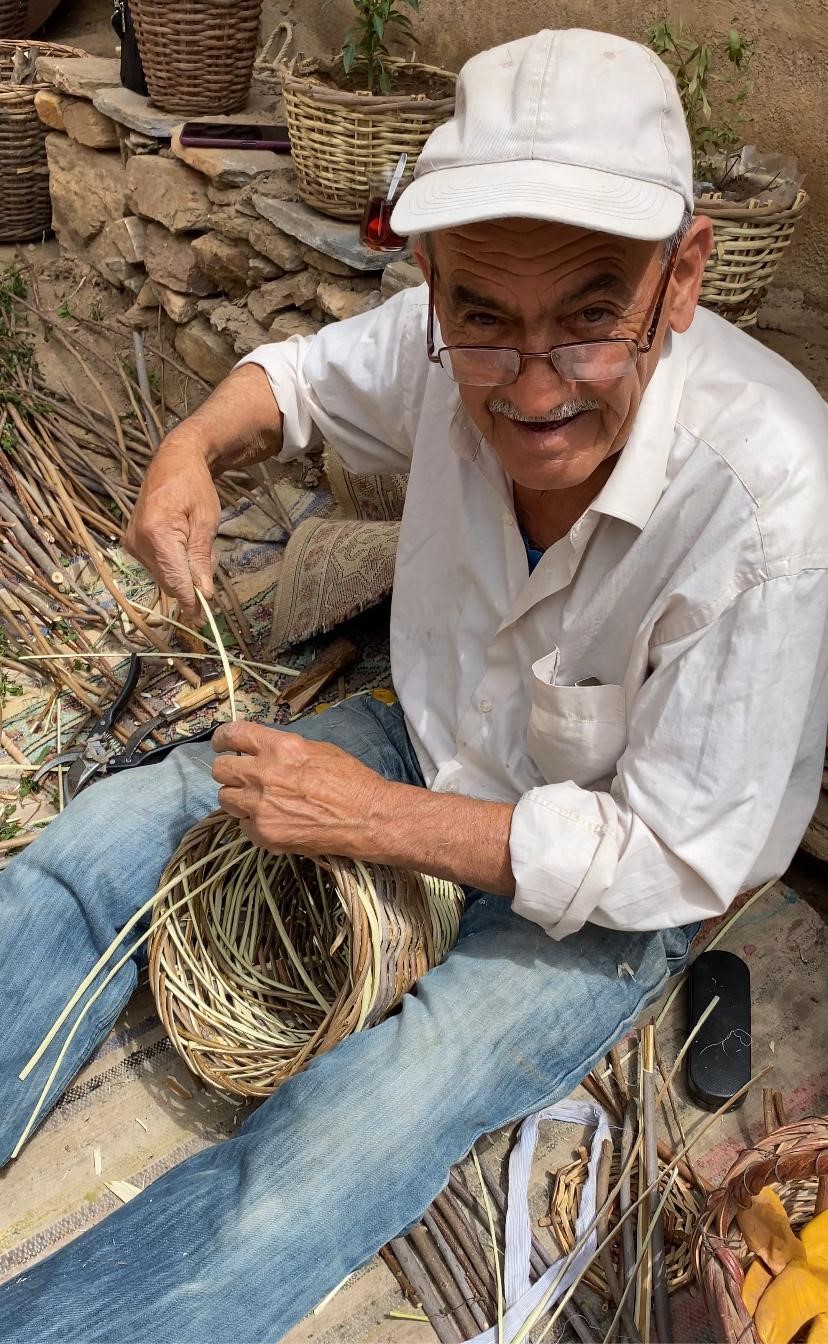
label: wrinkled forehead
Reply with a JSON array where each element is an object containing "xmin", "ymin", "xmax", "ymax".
[{"xmin": 427, "ymin": 217, "xmax": 660, "ymax": 289}]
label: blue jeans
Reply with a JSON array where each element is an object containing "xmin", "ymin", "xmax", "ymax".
[{"xmin": 0, "ymin": 697, "xmax": 694, "ymax": 1342}]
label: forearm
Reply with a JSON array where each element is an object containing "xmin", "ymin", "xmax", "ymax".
[
  {"xmin": 176, "ymin": 364, "xmax": 283, "ymax": 475},
  {"xmin": 368, "ymin": 780, "xmax": 516, "ymax": 896}
]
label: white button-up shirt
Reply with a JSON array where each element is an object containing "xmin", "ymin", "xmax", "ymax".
[{"xmin": 240, "ymin": 286, "xmax": 828, "ymax": 938}]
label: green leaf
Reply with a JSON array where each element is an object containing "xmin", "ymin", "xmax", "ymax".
[
  {"xmin": 379, "ymin": 64, "xmax": 392, "ymax": 93},
  {"xmin": 372, "ymin": 12, "xmax": 384, "ymax": 38},
  {"xmin": 343, "ymin": 42, "xmax": 356, "ymax": 73}
]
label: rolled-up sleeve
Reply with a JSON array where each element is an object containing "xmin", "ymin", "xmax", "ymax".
[
  {"xmin": 236, "ymin": 284, "xmax": 428, "ymax": 475},
  {"xmin": 510, "ymin": 571, "xmax": 828, "ymax": 937}
]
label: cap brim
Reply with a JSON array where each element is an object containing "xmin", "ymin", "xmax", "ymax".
[{"xmin": 391, "ymin": 159, "xmax": 687, "ymax": 242}]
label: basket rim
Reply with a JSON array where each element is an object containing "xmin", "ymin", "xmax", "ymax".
[
  {"xmin": 693, "ymin": 187, "xmax": 808, "ymax": 223},
  {"xmin": 0, "ymin": 39, "xmax": 87, "ymax": 94},
  {"xmin": 279, "ymin": 54, "xmax": 456, "ymax": 112}
]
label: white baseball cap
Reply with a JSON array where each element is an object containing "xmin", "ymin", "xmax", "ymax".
[{"xmin": 391, "ymin": 28, "xmax": 693, "ymax": 242}]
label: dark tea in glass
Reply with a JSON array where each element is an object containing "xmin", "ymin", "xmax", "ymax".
[{"xmin": 359, "ymin": 167, "xmax": 408, "ymax": 251}]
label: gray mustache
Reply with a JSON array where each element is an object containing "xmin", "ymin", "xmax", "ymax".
[{"xmin": 487, "ymin": 396, "xmax": 600, "ymax": 423}]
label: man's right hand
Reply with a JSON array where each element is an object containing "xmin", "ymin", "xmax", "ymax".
[{"xmin": 124, "ymin": 429, "xmax": 221, "ymax": 620}]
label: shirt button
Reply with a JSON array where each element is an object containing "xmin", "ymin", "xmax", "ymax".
[
  {"xmin": 480, "ymin": 699, "xmax": 492, "ymax": 713},
  {"xmin": 503, "ymin": 511, "xmax": 516, "ymax": 527}
]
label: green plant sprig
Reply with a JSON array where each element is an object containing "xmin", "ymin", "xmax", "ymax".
[
  {"xmin": 646, "ymin": 20, "xmax": 753, "ymax": 184},
  {"xmin": 342, "ymin": 0, "xmax": 420, "ymax": 95}
]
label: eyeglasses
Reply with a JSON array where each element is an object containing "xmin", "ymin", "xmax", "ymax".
[{"xmin": 426, "ymin": 264, "xmax": 674, "ymax": 386}]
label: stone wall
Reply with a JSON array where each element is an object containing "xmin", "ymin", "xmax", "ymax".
[
  {"xmin": 35, "ymin": 54, "xmax": 421, "ymax": 389},
  {"xmin": 270, "ymin": 0, "xmax": 828, "ymax": 311}
]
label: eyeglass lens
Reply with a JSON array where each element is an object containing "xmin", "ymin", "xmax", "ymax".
[{"xmin": 439, "ymin": 341, "xmax": 639, "ymax": 386}]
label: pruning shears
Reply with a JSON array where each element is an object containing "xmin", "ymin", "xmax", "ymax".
[{"xmin": 32, "ymin": 654, "xmax": 236, "ymax": 800}]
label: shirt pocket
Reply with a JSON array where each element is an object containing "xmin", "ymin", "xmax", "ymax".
[{"xmin": 526, "ymin": 651, "xmax": 627, "ymax": 789}]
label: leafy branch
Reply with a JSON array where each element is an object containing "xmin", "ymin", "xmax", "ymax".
[{"xmin": 342, "ymin": 0, "xmax": 421, "ymax": 94}]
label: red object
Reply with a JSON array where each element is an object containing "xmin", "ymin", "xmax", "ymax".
[{"xmin": 360, "ymin": 195, "xmax": 407, "ymax": 251}]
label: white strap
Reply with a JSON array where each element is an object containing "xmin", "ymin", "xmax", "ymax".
[{"xmin": 466, "ymin": 1098, "xmax": 612, "ymax": 1344}]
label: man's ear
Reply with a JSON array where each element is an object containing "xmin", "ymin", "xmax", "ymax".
[{"xmin": 668, "ymin": 216, "xmax": 714, "ymax": 333}]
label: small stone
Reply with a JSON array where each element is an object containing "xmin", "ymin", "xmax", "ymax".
[
  {"xmin": 196, "ymin": 296, "xmax": 224, "ymax": 316},
  {"xmin": 136, "ymin": 280, "xmax": 159, "ymax": 308},
  {"xmin": 299, "ymin": 245, "xmax": 362, "ymax": 278},
  {"xmin": 380, "ymin": 258, "xmax": 424, "ymax": 298},
  {"xmin": 171, "ymin": 129, "xmax": 296, "ymax": 191},
  {"xmin": 317, "ymin": 278, "xmax": 382, "ymax": 322},
  {"xmin": 247, "ymin": 221, "xmax": 304, "ymax": 272},
  {"xmin": 35, "ymin": 55, "xmax": 121, "ymax": 101},
  {"xmin": 209, "ymin": 303, "xmax": 270, "ymax": 357},
  {"xmin": 207, "ymin": 184, "xmax": 242, "ymax": 207},
  {"xmin": 34, "ymin": 89, "xmax": 71, "ymax": 132},
  {"xmin": 126, "ymin": 156, "xmax": 212, "ymax": 233},
  {"xmin": 123, "ymin": 130, "xmax": 160, "ymax": 157},
  {"xmin": 120, "ymin": 301, "xmax": 159, "ymax": 329},
  {"xmin": 106, "ymin": 215, "xmax": 146, "ymax": 265},
  {"xmin": 206, "ymin": 208, "xmax": 254, "ymax": 244},
  {"xmin": 82, "ymin": 231, "xmax": 144, "ymax": 290},
  {"xmin": 247, "ymin": 166, "xmax": 302, "ymax": 203},
  {"xmin": 247, "ymin": 270, "xmax": 320, "ymax": 324},
  {"xmin": 62, "ymin": 100, "xmax": 119, "ymax": 150},
  {"xmin": 175, "ymin": 318, "xmax": 237, "ymax": 385},
  {"xmin": 151, "ymin": 282, "xmax": 199, "ymax": 324},
  {"xmin": 143, "ymin": 221, "xmax": 216, "ymax": 296},
  {"xmin": 45, "ymin": 134, "xmax": 128, "ymax": 244},
  {"xmin": 190, "ymin": 232, "xmax": 279, "ymax": 297},
  {"xmin": 267, "ymin": 310, "xmax": 321, "ymax": 342}
]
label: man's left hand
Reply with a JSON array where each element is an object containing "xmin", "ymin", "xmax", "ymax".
[{"xmin": 211, "ymin": 720, "xmax": 387, "ymax": 859}]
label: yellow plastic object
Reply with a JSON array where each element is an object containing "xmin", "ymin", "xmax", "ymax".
[
  {"xmin": 807, "ymin": 1314, "xmax": 828, "ymax": 1343},
  {"xmin": 803, "ymin": 1212, "xmax": 828, "ymax": 1274},
  {"xmin": 743, "ymin": 1260, "xmax": 773, "ymax": 1315},
  {"xmin": 738, "ymin": 1188, "xmax": 806, "ymax": 1274},
  {"xmin": 754, "ymin": 1263, "xmax": 828, "ymax": 1344}
]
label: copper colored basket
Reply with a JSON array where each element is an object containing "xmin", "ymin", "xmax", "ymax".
[
  {"xmin": 0, "ymin": 40, "xmax": 84, "ymax": 242},
  {"xmin": 130, "ymin": 0, "xmax": 263, "ymax": 115},
  {"xmin": 695, "ymin": 190, "xmax": 809, "ymax": 329},
  {"xmin": 0, "ymin": 0, "xmax": 26, "ymax": 39},
  {"xmin": 694, "ymin": 1114, "xmax": 828, "ymax": 1343}
]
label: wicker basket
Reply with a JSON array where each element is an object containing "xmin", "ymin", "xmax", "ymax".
[
  {"xmin": 130, "ymin": 0, "xmax": 263, "ymax": 115},
  {"xmin": 695, "ymin": 190, "xmax": 809, "ymax": 328},
  {"xmin": 0, "ymin": 40, "xmax": 84, "ymax": 243},
  {"xmin": 279, "ymin": 56, "xmax": 456, "ymax": 221},
  {"xmin": 0, "ymin": 0, "xmax": 26, "ymax": 39},
  {"xmin": 694, "ymin": 1113, "xmax": 828, "ymax": 1342},
  {"xmin": 148, "ymin": 811, "xmax": 464, "ymax": 1098}
]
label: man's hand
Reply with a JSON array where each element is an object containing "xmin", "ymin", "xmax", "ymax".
[
  {"xmin": 125, "ymin": 431, "xmax": 221, "ymax": 619},
  {"xmin": 211, "ymin": 721, "xmax": 388, "ymax": 858},
  {"xmin": 212, "ymin": 719, "xmax": 517, "ymax": 895}
]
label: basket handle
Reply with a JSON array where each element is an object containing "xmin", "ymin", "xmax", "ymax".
[{"xmin": 254, "ymin": 18, "xmax": 294, "ymax": 78}]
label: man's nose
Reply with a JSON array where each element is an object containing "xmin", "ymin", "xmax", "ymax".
[{"xmin": 508, "ymin": 351, "xmax": 574, "ymax": 410}]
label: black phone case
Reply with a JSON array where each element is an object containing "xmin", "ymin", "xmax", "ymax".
[{"xmin": 686, "ymin": 950, "xmax": 751, "ymax": 1110}]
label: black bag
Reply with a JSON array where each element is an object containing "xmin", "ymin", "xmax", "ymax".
[{"xmin": 112, "ymin": 0, "xmax": 148, "ymax": 98}]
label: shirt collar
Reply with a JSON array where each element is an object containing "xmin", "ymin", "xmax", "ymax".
[{"xmin": 446, "ymin": 326, "xmax": 689, "ymax": 531}]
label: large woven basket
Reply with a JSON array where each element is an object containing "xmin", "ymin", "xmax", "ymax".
[
  {"xmin": 695, "ymin": 190, "xmax": 809, "ymax": 328},
  {"xmin": 0, "ymin": 40, "xmax": 84, "ymax": 243},
  {"xmin": 279, "ymin": 56, "xmax": 455, "ymax": 220},
  {"xmin": 694, "ymin": 1112, "xmax": 828, "ymax": 1342},
  {"xmin": 131, "ymin": 0, "xmax": 262, "ymax": 115},
  {"xmin": 0, "ymin": 0, "xmax": 26, "ymax": 39},
  {"xmin": 148, "ymin": 811, "xmax": 464, "ymax": 1098}
]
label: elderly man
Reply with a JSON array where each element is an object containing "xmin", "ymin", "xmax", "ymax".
[{"xmin": 1, "ymin": 27, "xmax": 826, "ymax": 1342}]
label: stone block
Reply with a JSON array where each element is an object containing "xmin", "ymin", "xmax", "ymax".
[
  {"xmin": 151, "ymin": 282, "xmax": 199, "ymax": 324},
  {"xmin": 247, "ymin": 221, "xmax": 304, "ymax": 272},
  {"xmin": 106, "ymin": 215, "xmax": 146, "ymax": 265},
  {"xmin": 34, "ymin": 89, "xmax": 70, "ymax": 132},
  {"xmin": 299, "ymin": 245, "xmax": 361, "ymax": 278},
  {"xmin": 317, "ymin": 278, "xmax": 382, "ymax": 322},
  {"xmin": 207, "ymin": 184, "xmax": 242, "ymax": 207},
  {"xmin": 380, "ymin": 258, "xmax": 424, "ymax": 298},
  {"xmin": 209, "ymin": 303, "xmax": 270, "ymax": 357},
  {"xmin": 170, "ymin": 129, "xmax": 297, "ymax": 191},
  {"xmin": 252, "ymin": 196, "xmax": 405, "ymax": 274},
  {"xmin": 206, "ymin": 208, "xmax": 254, "ymax": 244},
  {"xmin": 143, "ymin": 221, "xmax": 216, "ymax": 296},
  {"xmin": 120, "ymin": 301, "xmax": 159, "ymax": 330},
  {"xmin": 126, "ymin": 155, "xmax": 212, "ymax": 234},
  {"xmin": 136, "ymin": 280, "xmax": 159, "ymax": 308},
  {"xmin": 62, "ymin": 100, "xmax": 119, "ymax": 150},
  {"xmin": 45, "ymin": 134, "xmax": 128, "ymax": 244},
  {"xmin": 175, "ymin": 318, "xmax": 237, "ymax": 386},
  {"xmin": 35, "ymin": 55, "xmax": 121, "ymax": 101},
  {"xmin": 190, "ymin": 232, "xmax": 279, "ymax": 297},
  {"xmin": 267, "ymin": 309, "xmax": 322, "ymax": 342},
  {"xmin": 247, "ymin": 270, "xmax": 320, "ymax": 324},
  {"xmin": 92, "ymin": 86, "xmax": 180, "ymax": 140}
]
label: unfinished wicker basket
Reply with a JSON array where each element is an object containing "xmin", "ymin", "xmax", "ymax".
[
  {"xmin": 694, "ymin": 1114, "xmax": 828, "ymax": 1342},
  {"xmin": 0, "ymin": 0, "xmax": 26, "ymax": 39},
  {"xmin": 0, "ymin": 40, "xmax": 84, "ymax": 242},
  {"xmin": 279, "ymin": 56, "xmax": 455, "ymax": 220},
  {"xmin": 148, "ymin": 811, "xmax": 464, "ymax": 1098},
  {"xmin": 130, "ymin": 0, "xmax": 263, "ymax": 115},
  {"xmin": 695, "ymin": 190, "xmax": 809, "ymax": 328}
]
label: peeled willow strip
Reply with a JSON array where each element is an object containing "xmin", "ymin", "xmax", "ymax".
[{"xmin": 195, "ymin": 589, "xmax": 237, "ymax": 722}]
